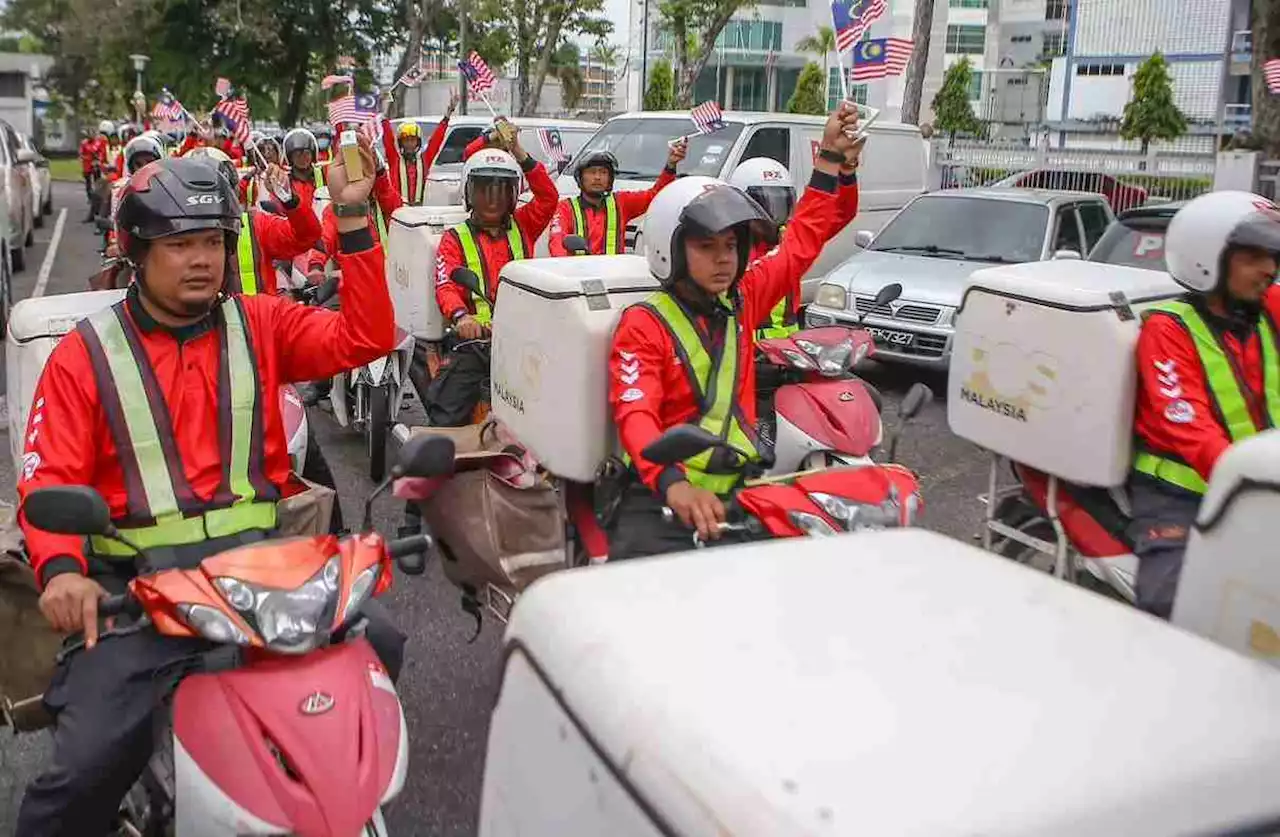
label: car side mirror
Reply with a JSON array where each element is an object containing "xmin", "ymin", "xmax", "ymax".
[
  {"xmin": 23, "ymin": 486, "xmax": 113, "ymax": 536},
  {"xmin": 450, "ymin": 267, "xmax": 483, "ymax": 297},
  {"xmin": 564, "ymin": 234, "xmax": 589, "ymax": 256},
  {"xmin": 855, "ymin": 229, "xmax": 874, "ymax": 249},
  {"xmin": 641, "ymin": 424, "xmax": 721, "ymax": 466},
  {"xmin": 1052, "ymin": 249, "xmax": 1082, "ymax": 261},
  {"xmin": 16, "ymin": 149, "xmax": 36, "ymax": 165}
]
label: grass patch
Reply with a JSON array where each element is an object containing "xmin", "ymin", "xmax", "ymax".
[{"xmin": 49, "ymin": 157, "xmax": 83, "ymax": 182}]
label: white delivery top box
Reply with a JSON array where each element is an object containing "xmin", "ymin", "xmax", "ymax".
[
  {"xmin": 7, "ymin": 289, "xmax": 125, "ymax": 470},
  {"xmin": 491, "ymin": 255, "xmax": 659, "ymax": 482},
  {"xmin": 948, "ymin": 261, "xmax": 1180, "ymax": 487},
  {"xmin": 386, "ymin": 205, "xmax": 468, "ymax": 340}
]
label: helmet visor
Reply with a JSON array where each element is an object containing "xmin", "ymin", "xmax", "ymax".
[
  {"xmin": 746, "ymin": 185, "xmax": 796, "ymax": 226},
  {"xmin": 1228, "ymin": 212, "xmax": 1280, "ymax": 256},
  {"xmin": 680, "ymin": 183, "xmax": 773, "ymax": 237}
]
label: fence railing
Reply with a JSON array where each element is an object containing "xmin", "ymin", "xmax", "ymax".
[{"xmin": 931, "ymin": 140, "xmax": 1216, "ymax": 206}]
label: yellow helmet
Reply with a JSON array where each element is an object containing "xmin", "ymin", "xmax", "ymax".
[{"xmin": 397, "ymin": 122, "xmax": 422, "ymax": 140}]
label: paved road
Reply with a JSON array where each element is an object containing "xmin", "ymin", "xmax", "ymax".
[{"xmin": 0, "ymin": 180, "xmax": 993, "ymax": 835}]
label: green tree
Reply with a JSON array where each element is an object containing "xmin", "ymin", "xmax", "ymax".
[
  {"xmin": 787, "ymin": 61, "xmax": 826, "ymax": 115},
  {"xmin": 553, "ymin": 42, "xmax": 584, "ymax": 111},
  {"xmin": 658, "ymin": 0, "xmax": 755, "ymax": 107},
  {"xmin": 645, "ymin": 58, "xmax": 676, "ymax": 110},
  {"xmin": 794, "ymin": 25, "xmax": 836, "ymax": 77},
  {"xmin": 1120, "ymin": 51, "xmax": 1186, "ymax": 156},
  {"xmin": 932, "ymin": 57, "xmax": 982, "ymax": 140}
]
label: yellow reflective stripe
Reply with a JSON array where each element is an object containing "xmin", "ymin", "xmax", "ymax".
[
  {"xmin": 85, "ymin": 309, "xmax": 183, "ymax": 523},
  {"xmin": 374, "ymin": 204, "xmax": 388, "ymax": 242},
  {"xmin": 756, "ymin": 298, "xmax": 798, "ymax": 340},
  {"xmin": 90, "ymin": 502, "xmax": 278, "ymax": 556},
  {"xmin": 1261, "ymin": 317, "xmax": 1280, "ymax": 421},
  {"xmin": 644, "ymin": 293, "xmax": 758, "ymax": 491},
  {"xmin": 569, "ymin": 197, "xmax": 620, "ymax": 255},
  {"xmin": 1149, "ymin": 301, "xmax": 1256, "ymax": 439},
  {"xmin": 221, "ymin": 299, "xmax": 259, "ymax": 505},
  {"xmin": 235, "ymin": 212, "xmax": 259, "ymax": 295},
  {"xmin": 399, "ymin": 157, "xmax": 425, "ymax": 204},
  {"xmin": 570, "ymin": 198, "xmax": 587, "ymax": 254},
  {"xmin": 313, "ymin": 162, "xmax": 329, "ymax": 188},
  {"xmin": 1133, "ymin": 452, "xmax": 1207, "ymax": 495},
  {"xmin": 452, "ymin": 224, "xmax": 492, "ymax": 326},
  {"xmin": 507, "ymin": 223, "xmax": 526, "ymax": 260}
]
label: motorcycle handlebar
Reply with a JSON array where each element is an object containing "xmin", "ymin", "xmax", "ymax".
[
  {"xmin": 98, "ymin": 592, "xmax": 139, "ymax": 619},
  {"xmin": 388, "ymin": 533, "xmax": 432, "ymax": 560}
]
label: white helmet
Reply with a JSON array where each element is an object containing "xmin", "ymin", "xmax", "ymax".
[
  {"xmin": 98, "ymin": 119, "xmax": 115, "ymax": 136},
  {"xmin": 641, "ymin": 175, "xmax": 772, "ymax": 284},
  {"xmin": 123, "ymin": 135, "xmax": 164, "ymax": 175},
  {"xmin": 728, "ymin": 157, "xmax": 796, "ymax": 226},
  {"xmin": 1166, "ymin": 191, "xmax": 1280, "ymax": 293},
  {"xmin": 462, "ymin": 148, "xmax": 522, "ymax": 211}
]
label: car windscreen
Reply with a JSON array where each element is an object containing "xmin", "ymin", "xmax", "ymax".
[
  {"xmin": 1088, "ymin": 217, "xmax": 1170, "ymax": 270},
  {"xmin": 568, "ymin": 118, "xmax": 744, "ymax": 180},
  {"xmin": 869, "ymin": 196, "xmax": 1049, "ymax": 263},
  {"xmin": 435, "ymin": 125, "xmax": 487, "ymax": 167}
]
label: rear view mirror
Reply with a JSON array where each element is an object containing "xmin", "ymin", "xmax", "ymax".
[
  {"xmin": 394, "ymin": 433, "xmax": 456, "ymax": 479},
  {"xmin": 563, "ymin": 235, "xmax": 589, "ymax": 255},
  {"xmin": 855, "ymin": 230, "xmax": 874, "ymax": 249},
  {"xmin": 450, "ymin": 267, "xmax": 483, "ymax": 297},
  {"xmin": 872, "ymin": 283, "xmax": 903, "ymax": 309},
  {"xmin": 641, "ymin": 424, "xmax": 721, "ymax": 466},
  {"xmin": 23, "ymin": 486, "xmax": 112, "ymax": 536}
]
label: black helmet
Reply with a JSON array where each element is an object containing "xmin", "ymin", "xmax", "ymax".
[
  {"xmin": 115, "ymin": 157, "xmax": 240, "ymax": 265},
  {"xmin": 574, "ymin": 150, "xmax": 619, "ymax": 192},
  {"xmin": 283, "ymin": 128, "xmax": 318, "ymax": 164}
]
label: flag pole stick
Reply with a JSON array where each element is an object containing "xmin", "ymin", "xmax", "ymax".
[{"xmin": 834, "ymin": 42, "xmax": 851, "ymax": 104}]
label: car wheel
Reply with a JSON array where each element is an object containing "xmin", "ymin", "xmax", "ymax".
[
  {"xmin": 42, "ymin": 193, "xmax": 51, "ymax": 216},
  {"xmin": 33, "ymin": 205, "xmax": 42, "ymax": 229},
  {"xmin": 24, "ymin": 212, "xmax": 33, "ymax": 247},
  {"xmin": 11, "ymin": 244, "xmax": 25, "ymax": 273}
]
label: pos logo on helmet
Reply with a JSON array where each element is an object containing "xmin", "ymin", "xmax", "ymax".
[{"xmin": 762, "ymin": 169, "xmax": 783, "ymax": 181}]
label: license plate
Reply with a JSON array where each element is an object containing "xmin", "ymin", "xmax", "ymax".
[{"xmin": 868, "ymin": 327, "xmax": 915, "ymax": 347}]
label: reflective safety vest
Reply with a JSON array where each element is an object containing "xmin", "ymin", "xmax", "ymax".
[
  {"xmin": 244, "ymin": 177, "xmax": 259, "ymax": 208},
  {"xmin": 234, "ymin": 212, "xmax": 266, "ymax": 295},
  {"xmin": 313, "ymin": 161, "xmax": 330, "ymax": 189},
  {"xmin": 450, "ymin": 222, "xmax": 526, "ymax": 326},
  {"xmin": 569, "ymin": 195, "xmax": 621, "ymax": 255},
  {"xmin": 1134, "ymin": 300, "xmax": 1280, "ymax": 495},
  {"xmin": 76, "ymin": 298, "xmax": 279, "ymax": 556},
  {"xmin": 755, "ymin": 224, "xmax": 798, "ymax": 341},
  {"xmin": 398, "ymin": 153, "xmax": 426, "ymax": 205},
  {"xmin": 634, "ymin": 292, "xmax": 761, "ymax": 494},
  {"xmin": 372, "ymin": 202, "xmax": 388, "ymax": 243}
]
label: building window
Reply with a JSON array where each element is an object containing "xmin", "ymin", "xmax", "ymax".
[
  {"xmin": 968, "ymin": 70, "xmax": 983, "ymax": 100},
  {"xmin": 1046, "ymin": 0, "xmax": 1068, "ymax": 20},
  {"xmin": 1042, "ymin": 32, "xmax": 1065, "ymax": 56},
  {"xmin": 1075, "ymin": 63, "xmax": 1124, "ymax": 76},
  {"xmin": 1006, "ymin": 77, "xmax": 1028, "ymax": 86},
  {"xmin": 715, "ymin": 20, "xmax": 783, "ymax": 51},
  {"xmin": 0, "ymin": 73, "xmax": 24, "ymax": 99},
  {"xmin": 1010, "ymin": 35, "xmax": 1032, "ymax": 43},
  {"xmin": 946, "ymin": 25, "xmax": 986, "ymax": 55},
  {"xmin": 826, "ymin": 71, "xmax": 868, "ymax": 109},
  {"xmin": 949, "ymin": 0, "xmax": 988, "ymax": 7}
]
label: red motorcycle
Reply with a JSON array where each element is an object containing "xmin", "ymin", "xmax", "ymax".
[
  {"xmin": 640, "ymin": 380, "xmax": 932, "ymax": 548},
  {"xmin": 18, "ymin": 433, "xmax": 455, "ymax": 837}
]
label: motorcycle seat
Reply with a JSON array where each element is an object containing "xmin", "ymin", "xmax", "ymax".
[{"xmin": 1015, "ymin": 464, "xmax": 1134, "ymax": 558}]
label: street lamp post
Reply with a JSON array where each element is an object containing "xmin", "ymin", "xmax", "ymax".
[{"xmin": 129, "ymin": 54, "xmax": 150, "ymax": 126}]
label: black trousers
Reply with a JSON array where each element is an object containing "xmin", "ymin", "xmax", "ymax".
[
  {"xmin": 301, "ymin": 431, "xmax": 344, "ymax": 533},
  {"xmin": 424, "ymin": 349, "xmax": 488, "ymax": 428},
  {"xmin": 607, "ymin": 483, "xmax": 761, "ymax": 561},
  {"xmin": 16, "ymin": 597, "xmax": 403, "ymax": 837},
  {"xmin": 1126, "ymin": 477, "xmax": 1201, "ymax": 619}
]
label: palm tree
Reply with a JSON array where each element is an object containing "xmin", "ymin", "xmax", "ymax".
[{"xmin": 795, "ymin": 25, "xmax": 837, "ymax": 76}]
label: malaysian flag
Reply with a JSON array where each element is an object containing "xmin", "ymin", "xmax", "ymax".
[
  {"xmin": 321, "ymin": 74, "xmax": 354, "ymax": 91},
  {"xmin": 214, "ymin": 97, "xmax": 251, "ymax": 145},
  {"xmin": 328, "ymin": 91, "xmax": 381, "ymax": 131},
  {"xmin": 536, "ymin": 127, "xmax": 567, "ymax": 163},
  {"xmin": 397, "ymin": 59, "xmax": 427, "ymax": 88},
  {"xmin": 151, "ymin": 88, "xmax": 184, "ymax": 121},
  {"xmin": 1267, "ymin": 58, "xmax": 1280, "ymax": 95},
  {"xmin": 458, "ymin": 51, "xmax": 497, "ymax": 96},
  {"xmin": 850, "ymin": 37, "xmax": 913, "ymax": 81},
  {"xmin": 690, "ymin": 101, "xmax": 726, "ymax": 134},
  {"xmin": 831, "ymin": 0, "xmax": 886, "ymax": 54},
  {"xmin": 215, "ymin": 77, "xmax": 233, "ymax": 99}
]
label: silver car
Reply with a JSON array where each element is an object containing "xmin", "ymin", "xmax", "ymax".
[
  {"xmin": 805, "ymin": 188, "xmax": 1115, "ymax": 369},
  {"xmin": 18, "ymin": 133, "xmax": 52, "ymax": 227}
]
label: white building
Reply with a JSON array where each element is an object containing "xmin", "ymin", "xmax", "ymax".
[{"xmin": 1042, "ymin": 0, "xmax": 1248, "ymax": 152}]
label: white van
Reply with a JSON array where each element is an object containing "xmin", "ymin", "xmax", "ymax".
[
  {"xmin": 393, "ymin": 115, "xmax": 599, "ymax": 206},
  {"xmin": 553, "ymin": 110, "xmax": 928, "ymax": 300}
]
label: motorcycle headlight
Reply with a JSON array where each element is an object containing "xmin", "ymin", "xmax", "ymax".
[
  {"xmin": 212, "ymin": 555, "xmax": 342, "ymax": 654},
  {"xmin": 788, "ymin": 510, "xmax": 839, "ymax": 537},
  {"xmin": 781, "ymin": 348, "xmax": 817, "ymax": 370},
  {"xmin": 177, "ymin": 603, "xmax": 251, "ymax": 646},
  {"xmin": 814, "ymin": 283, "xmax": 847, "ymax": 310},
  {"xmin": 815, "ymin": 339, "xmax": 854, "ymax": 376},
  {"xmin": 340, "ymin": 564, "xmax": 381, "ymax": 625}
]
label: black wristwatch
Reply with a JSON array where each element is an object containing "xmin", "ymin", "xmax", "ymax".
[
  {"xmin": 818, "ymin": 147, "xmax": 845, "ymax": 164},
  {"xmin": 333, "ymin": 201, "xmax": 370, "ymax": 217}
]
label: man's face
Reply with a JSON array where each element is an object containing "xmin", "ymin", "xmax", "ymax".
[
  {"xmin": 263, "ymin": 144, "xmax": 281, "ymax": 165},
  {"xmin": 400, "ymin": 135, "xmax": 421, "ymax": 155},
  {"xmin": 471, "ymin": 178, "xmax": 513, "ymax": 227},
  {"xmin": 581, "ymin": 166, "xmax": 612, "ymax": 194},
  {"xmin": 1226, "ymin": 247, "xmax": 1277, "ymax": 303},
  {"xmin": 142, "ymin": 229, "xmax": 225, "ymax": 315},
  {"xmin": 289, "ymin": 149, "xmax": 314, "ymax": 171},
  {"xmin": 683, "ymin": 229, "xmax": 739, "ymax": 295}
]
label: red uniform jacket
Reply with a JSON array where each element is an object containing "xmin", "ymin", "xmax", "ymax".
[
  {"xmin": 317, "ymin": 147, "xmax": 334, "ymax": 164},
  {"xmin": 547, "ymin": 169, "xmax": 677, "ymax": 257},
  {"xmin": 382, "ymin": 117, "xmax": 449, "ymax": 205},
  {"xmin": 610, "ymin": 170, "xmax": 841, "ymax": 494},
  {"xmin": 434, "ymin": 159, "xmax": 558, "ymax": 321},
  {"xmin": 1134, "ymin": 287, "xmax": 1280, "ymax": 484},
  {"xmin": 19, "ymin": 229, "xmax": 395, "ymax": 586},
  {"xmin": 101, "ymin": 143, "xmax": 124, "ymax": 183},
  {"xmin": 220, "ymin": 139, "xmax": 244, "ymax": 165},
  {"xmin": 308, "ymin": 170, "xmax": 403, "ymax": 273},
  {"xmin": 178, "ymin": 135, "xmax": 204, "ymax": 156},
  {"xmin": 239, "ymin": 180, "xmax": 323, "ymax": 294},
  {"xmin": 463, "ymin": 134, "xmax": 487, "ymax": 162},
  {"xmin": 79, "ymin": 139, "xmax": 99, "ymax": 176}
]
